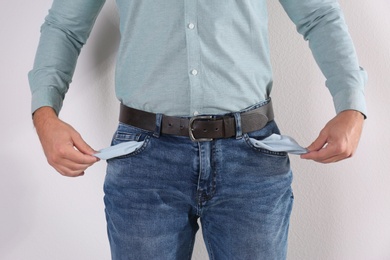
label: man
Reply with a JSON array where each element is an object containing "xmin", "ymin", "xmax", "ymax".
[{"xmin": 29, "ymin": 0, "xmax": 366, "ymax": 259}]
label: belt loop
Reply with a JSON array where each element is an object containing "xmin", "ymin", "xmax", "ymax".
[
  {"xmin": 153, "ymin": 113, "xmax": 163, "ymax": 138},
  {"xmin": 233, "ymin": 112, "xmax": 243, "ymax": 139}
]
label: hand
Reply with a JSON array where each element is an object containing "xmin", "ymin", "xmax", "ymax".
[
  {"xmin": 33, "ymin": 107, "xmax": 99, "ymax": 177},
  {"xmin": 300, "ymin": 110, "xmax": 364, "ymax": 163}
]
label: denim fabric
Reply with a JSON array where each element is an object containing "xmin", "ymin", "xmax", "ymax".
[{"xmin": 104, "ymin": 118, "xmax": 293, "ymax": 259}]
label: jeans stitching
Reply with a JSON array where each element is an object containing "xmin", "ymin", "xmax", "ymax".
[
  {"xmin": 108, "ymin": 135, "xmax": 152, "ymax": 160},
  {"xmin": 243, "ymin": 134, "xmax": 288, "ymax": 157}
]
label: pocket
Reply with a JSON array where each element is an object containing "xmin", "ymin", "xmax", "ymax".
[
  {"xmin": 247, "ymin": 134, "xmax": 307, "ymax": 155},
  {"xmin": 242, "ymin": 121, "xmax": 288, "ymax": 157},
  {"xmin": 108, "ymin": 123, "xmax": 152, "ymax": 160}
]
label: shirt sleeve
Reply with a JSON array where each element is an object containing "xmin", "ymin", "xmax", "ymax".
[
  {"xmin": 279, "ymin": 0, "xmax": 367, "ymax": 117},
  {"xmin": 28, "ymin": 0, "xmax": 106, "ymax": 115}
]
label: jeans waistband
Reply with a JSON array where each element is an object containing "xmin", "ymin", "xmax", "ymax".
[{"xmin": 119, "ymin": 99, "xmax": 274, "ymax": 142}]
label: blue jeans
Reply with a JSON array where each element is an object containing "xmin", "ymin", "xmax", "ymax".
[{"xmin": 104, "ymin": 105, "xmax": 293, "ymax": 260}]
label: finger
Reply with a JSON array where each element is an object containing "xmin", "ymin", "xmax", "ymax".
[
  {"xmin": 51, "ymin": 159, "xmax": 90, "ymax": 176},
  {"xmin": 48, "ymin": 141, "xmax": 98, "ymax": 176},
  {"xmin": 55, "ymin": 164, "xmax": 86, "ymax": 177},
  {"xmin": 58, "ymin": 144, "xmax": 99, "ymax": 165},
  {"xmin": 61, "ymin": 157, "xmax": 96, "ymax": 170},
  {"xmin": 320, "ymin": 155, "xmax": 348, "ymax": 164},
  {"xmin": 303, "ymin": 151, "xmax": 341, "ymax": 163},
  {"xmin": 300, "ymin": 145, "xmax": 328, "ymax": 160},
  {"xmin": 55, "ymin": 154, "xmax": 99, "ymax": 177},
  {"xmin": 301, "ymin": 143, "xmax": 351, "ymax": 163}
]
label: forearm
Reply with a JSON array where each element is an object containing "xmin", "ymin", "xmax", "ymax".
[{"xmin": 33, "ymin": 106, "xmax": 58, "ymax": 130}]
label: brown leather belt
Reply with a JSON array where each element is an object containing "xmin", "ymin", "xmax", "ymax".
[{"xmin": 119, "ymin": 100, "xmax": 274, "ymax": 142}]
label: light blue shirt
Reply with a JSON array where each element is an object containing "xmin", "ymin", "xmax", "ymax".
[{"xmin": 29, "ymin": 0, "xmax": 367, "ymax": 117}]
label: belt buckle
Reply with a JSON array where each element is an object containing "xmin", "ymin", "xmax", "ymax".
[{"xmin": 189, "ymin": 115, "xmax": 214, "ymax": 142}]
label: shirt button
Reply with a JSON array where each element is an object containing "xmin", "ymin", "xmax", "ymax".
[
  {"xmin": 194, "ymin": 111, "xmax": 200, "ymax": 116},
  {"xmin": 188, "ymin": 23, "xmax": 195, "ymax": 29},
  {"xmin": 191, "ymin": 69, "xmax": 198, "ymax": 76}
]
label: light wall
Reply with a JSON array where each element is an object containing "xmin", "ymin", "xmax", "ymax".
[{"xmin": 1, "ymin": 0, "xmax": 389, "ymax": 259}]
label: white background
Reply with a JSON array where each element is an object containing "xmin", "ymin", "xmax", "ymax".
[{"xmin": 1, "ymin": 0, "xmax": 389, "ymax": 259}]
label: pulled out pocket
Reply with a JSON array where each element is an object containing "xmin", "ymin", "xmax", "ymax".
[
  {"xmin": 248, "ymin": 134, "xmax": 307, "ymax": 155},
  {"xmin": 95, "ymin": 123, "xmax": 152, "ymax": 160},
  {"xmin": 95, "ymin": 140, "xmax": 145, "ymax": 160}
]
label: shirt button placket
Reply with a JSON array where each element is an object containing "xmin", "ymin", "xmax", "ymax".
[
  {"xmin": 184, "ymin": 0, "xmax": 201, "ymax": 116},
  {"xmin": 187, "ymin": 21, "xmax": 199, "ymax": 79}
]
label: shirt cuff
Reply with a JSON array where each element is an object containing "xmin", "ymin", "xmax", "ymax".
[
  {"xmin": 326, "ymin": 67, "xmax": 367, "ymax": 118},
  {"xmin": 31, "ymin": 86, "xmax": 64, "ymax": 115},
  {"xmin": 332, "ymin": 88, "xmax": 367, "ymax": 118}
]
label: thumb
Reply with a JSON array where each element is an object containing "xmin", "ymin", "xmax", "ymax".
[
  {"xmin": 307, "ymin": 132, "xmax": 328, "ymax": 152},
  {"xmin": 300, "ymin": 132, "xmax": 328, "ymax": 160},
  {"xmin": 71, "ymin": 132, "xmax": 96, "ymax": 156}
]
